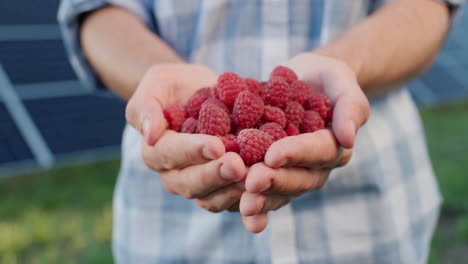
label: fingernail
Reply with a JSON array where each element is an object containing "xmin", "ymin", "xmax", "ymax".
[
  {"xmin": 202, "ymin": 144, "xmax": 218, "ymax": 160},
  {"xmin": 220, "ymin": 162, "xmax": 240, "ymax": 181},
  {"xmin": 142, "ymin": 119, "xmax": 150, "ymax": 143},
  {"xmin": 278, "ymin": 159, "xmax": 288, "ymax": 167}
]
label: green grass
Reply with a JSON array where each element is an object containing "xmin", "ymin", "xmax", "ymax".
[
  {"xmin": 0, "ymin": 102, "xmax": 467, "ymax": 263},
  {"xmin": 420, "ymin": 102, "xmax": 468, "ymax": 263},
  {"xmin": 0, "ymin": 161, "xmax": 119, "ymax": 264}
]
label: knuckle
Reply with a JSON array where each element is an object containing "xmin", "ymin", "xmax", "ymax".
[
  {"xmin": 316, "ymin": 173, "xmax": 329, "ymax": 189},
  {"xmin": 339, "ymin": 151, "xmax": 353, "ymax": 167},
  {"xmin": 196, "ymin": 200, "xmax": 223, "ymax": 213},
  {"xmin": 142, "ymin": 148, "xmax": 157, "ymax": 171},
  {"xmin": 161, "ymin": 178, "xmax": 178, "ymax": 195},
  {"xmin": 181, "ymin": 188, "xmax": 197, "ymax": 199},
  {"xmin": 303, "ymin": 177, "xmax": 316, "ymax": 192},
  {"xmin": 158, "ymin": 153, "xmax": 173, "ymax": 171}
]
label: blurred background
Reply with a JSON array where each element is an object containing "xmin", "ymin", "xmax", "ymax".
[{"xmin": 0, "ymin": 1, "xmax": 466, "ymax": 263}]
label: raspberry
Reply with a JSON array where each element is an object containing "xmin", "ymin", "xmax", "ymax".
[
  {"xmin": 185, "ymin": 87, "xmax": 211, "ymax": 118},
  {"xmin": 259, "ymin": 122, "xmax": 287, "ymax": 141},
  {"xmin": 300, "ymin": 110, "xmax": 325, "ymax": 133},
  {"xmin": 232, "ymin": 90, "xmax": 264, "ymax": 128},
  {"xmin": 285, "ymin": 124, "xmax": 300, "ymax": 136},
  {"xmin": 262, "ymin": 77, "xmax": 290, "ymax": 108},
  {"xmin": 262, "ymin": 105, "xmax": 287, "ymax": 128},
  {"xmin": 163, "ymin": 103, "xmax": 186, "ymax": 132},
  {"xmin": 198, "ymin": 103, "xmax": 231, "ymax": 136},
  {"xmin": 270, "ymin": 66, "xmax": 298, "ymax": 84},
  {"xmin": 244, "ymin": 78, "xmax": 262, "ymax": 95},
  {"xmin": 260, "ymin": 81, "xmax": 267, "ymax": 89},
  {"xmin": 181, "ymin": 117, "xmax": 198, "ymax": 134},
  {"xmin": 284, "ymin": 101, "xmax": 305, "ymax": 127},
  {"xmin": 203, "ymin": 97, "xmax": 230, "ymax": 114},
  {"xmin": 290, "ymin": 80, "xmax": 312, "ymax": 105},
  {"xmin": 210, "ymin": 85, "xmax": 219, "ymax": 99},
  {"xmin": 216, "ymin": 72, "xmax": 247, "ymax": 106},
  {"xmin": 237, "ymin": 129, "xmax": 274, "ymax": 165},
  {"xmin": 304, "ymin": 93, "xmax": 332, "ymax": 122},
  {"xmin": 217, "ymin": 134, "xmax": 239, "ymax": 153}
]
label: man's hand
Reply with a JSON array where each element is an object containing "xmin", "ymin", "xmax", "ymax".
[
  {"xmin": 126, "ymin": 64, "xmax": 247, "ymax": 212},
  {"xmin": 240, "ymin": 53, "xmax": 370, "ymax": 233}
]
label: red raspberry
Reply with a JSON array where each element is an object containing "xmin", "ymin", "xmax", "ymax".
[
  {"xmin": 203, "ymin": 97, "xmax": 230, "ymax": 114},
  {"xmin": 262, "ymin": 77, "xmax": 290, "ymax": 108},
  {"xmin": 304, "ymin": 93, "xmax": 332, "ymax": 122},
  {"xmin": 232, "ymin": 90, "xmax": 264, "ymax": 128},
  {"xmin": 270, "ymin": 66, "xmax": 298, "ymax": 84},
  {"xmin": 262, "ymin": 105, "xmax": 287, "ymax": 128},
  {"xmin": 217, "ymin": 134, "xmax": 239, "ymax": 153},
  {"xmin": 300, "ymin": 110, "xmax": 325, "ymax": 133},
  {"xmin": 210, "ymin": 85, "xmax": 219, "ymax": 99},
  {"xmin": 285, "ymin": 124, "xmax": 300, "ymax": 136},
  {"xmin": 284, "ymin": 101, "xmax": 305, "ymax": 127},
  {"xmin": 181, "ymin": 117, "xmax": 198, "ymax": 134},
  {"xmin": 237, "ymin": 129, "xmax": 274, "ymax": 165},
  {"xmin": 163, "ymin": 103, "xmax": 186, "ymax": 132},
  {"xmin": 244, "ymin": 78, "xmax": 262, "ymax": 95},
  {"xmin": 290, "ymin": 80, "xmax": 313, "ymax": 105},
  {"xmin": 260, "ymin": 122, "xmax": 287, "ymax": 141},
  {"xmin": 185, "ymin": 87, "xmax": 211, "ymax": 118},
  {"xmin": 198, "ymin": 103, "xmax": 231, "ymax": 136},
  {"xmin": 216, "ymin": 72, "xmax": 247, "ymax": 106}
]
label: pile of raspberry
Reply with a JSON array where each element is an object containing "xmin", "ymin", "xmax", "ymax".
[{"xmin": 163, "ymin": 66, "xmax": 333, "ymax": 165}]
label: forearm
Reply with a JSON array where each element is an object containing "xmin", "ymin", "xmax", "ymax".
[
  {"xmin": 315, "ymin": 0, "xmax": 450, "ymax": 97},
  {"xmin": 80, "ymin": 6, "xmax": 183, "ymax": 100}
]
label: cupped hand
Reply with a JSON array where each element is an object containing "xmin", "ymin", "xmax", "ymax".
[
  {"xmin": 126, "ymin": 64, "xmax": 247, "ymax": 211},
  {"xmin": 240, "ymin": 53, "xmax": 371, "ymax": 233}
]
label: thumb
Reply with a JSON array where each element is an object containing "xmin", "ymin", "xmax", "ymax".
[
  {"xmin": 242, "ymin": 214, "xmax": 268, "ymax": 233},
  {"xmin": 126, "ymin": 94, "xmax": 167, "ymax": 146},
  {"xmin": 126, "ymin": 65, "xmax": 177, "ymax": 146}
]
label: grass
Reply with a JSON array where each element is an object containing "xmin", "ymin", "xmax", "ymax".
[
  {"xmin": 0, "ymin": 102, "xmax": 467, "ymax": 263},
  {"xmin": 0, "ymin": 161, "xmax": 118, "ymax": 264},
  {"xmin": 420, "ymin": 102, "xmax": 468, "ymax": 263}
]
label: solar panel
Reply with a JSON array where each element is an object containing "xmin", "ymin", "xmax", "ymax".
[
  {"xmin": 0, "ymin": 0, "xmax": 60, "ymax": 25},
  {"xmin": 24, "ymin": 95, "xmax": 126, "ymax": 155},
  {"xmin": 0, "ymin": 104, "xmax": 34, "ymax": 164},
  {"xmin": 0, "ymin": 40, "xmax": 77, "ymax": 84}
]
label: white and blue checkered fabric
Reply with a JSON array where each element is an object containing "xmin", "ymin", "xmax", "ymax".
[{"xmin": 59, "ymin": 0, "xmax": 458, "ymax": 263}]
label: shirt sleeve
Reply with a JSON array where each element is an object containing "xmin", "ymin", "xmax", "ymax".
[{"xmin": 57, "ymin": 0, "xmax": 156, "ymax": 90}]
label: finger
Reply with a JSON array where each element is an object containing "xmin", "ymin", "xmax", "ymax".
[
  {"xmin": 242, "ymin": 213, "xmax": 268, "ymax": 233},
  {"xmin": 318, "ymin": 63, "xmax": 370, "ymax": 149},
  {"xmin": 126, "ymin": 93, "xmax": 167, "ymax": 146},
  {"xmin": 285, "ymin": 54, "xmax": 370, "ymax": 148},
  {"xmin": 240, "ymin": 193, "xmax": 291, "ymax": 216},
  {"xmin": 161, "ymin": 152, "xmax": 246, "ymax": 199},
  {"xmin": 264, "ymin": 130, "xmax": 340, "ymax": 168},
  {"xmin": 331, "ymin": 91, "xmax": 370, "ymax": 148},
  {"xmin": 245, "ymin": 163, "xmax": 329, "ymax": 194},
  {"xmin": 142, "ymin": 130, "xmax": 225, "ymax": 171},
  {"xmin": 227, "ymin": 201, "xmax": 240, "ymax": 212},
  {"xmin": 125, "ymin": 66, "xmax": 173, "ymax": 145},
  {"xmin": 195, "ymin": 184, "xmax": 244, "ymax": 213}
]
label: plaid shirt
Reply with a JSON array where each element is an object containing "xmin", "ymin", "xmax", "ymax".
[{"xmin": 58, "ymin": 0, "xmax": 461, "ymax": 263}]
